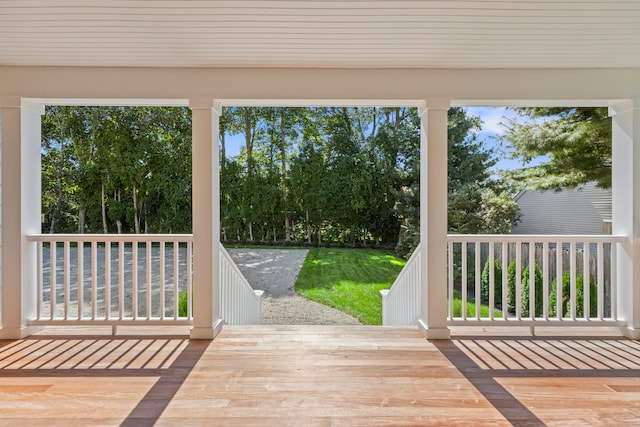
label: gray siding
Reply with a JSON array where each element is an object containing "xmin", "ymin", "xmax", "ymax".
[{"xmin": 512, "ymin": 182, "xmax": 611, "ymax": 235}]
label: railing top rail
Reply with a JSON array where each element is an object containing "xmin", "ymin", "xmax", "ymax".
[
  {"xmin": 447, "ymin": 234, "xmax": 626, "ymax": 243},
  {"xmin": 219, "ymin": 245, "xmax": 259, "ymax": 297},
  {"xmin": 27, "ymin": 233, "xmax": 194, "ymax": 243},
  {"xmin": 386, "ymin": 243, "xmax": 420, "ymax": 299}
]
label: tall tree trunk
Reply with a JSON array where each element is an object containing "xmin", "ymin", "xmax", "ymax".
[
  {"xmin": 306, "ymin": 208, "xmax": 312, "ymax": 244},
  {"xmin": 371, "ymin": 106, "xmax": 377, "ymax": 138},
  {"xmin": 49, "ymin": 214, "xmax": 56, "ymax": 234},
  {"xmin": 50, "ymin": 174, "xmax": 64, "ymax": 234},
  {"xmin": 280, "ymin": 109, "xmax": 291, "ymax": 241},
  {"xmin": 220, "ymin": 131, "xmax": 226, "ymax": 169},
  {"xmin": 78, "ymin": 204, "xmax": 86, "ymax": 233},
  {"xmin": 115, "ymin": 189, "xmax": 123, "ymax": 234},
  {"xmin": 132, "ymin": 182, "xmax": 140, "ymax": 234},
  {"xmin": 244, "ymin": 109, "xmax": 254, "ymax": 177},
  {"xmin": 248, "ymin": 222, "xmax": 254, "ymax": 241},
  {"xmin": 101, "ymin": 178, "xmax": 108, "ymax": 233},
  {"xmin": 272, "ymin": 213, "xmax": 278, "ymax": 242}
]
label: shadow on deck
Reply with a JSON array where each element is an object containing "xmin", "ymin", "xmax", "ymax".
[{"xmin": 0, "ymin": 325, "xmax": 637, "ymax": 426}]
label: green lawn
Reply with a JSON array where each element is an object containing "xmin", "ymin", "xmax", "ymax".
[
  {"xmin": 450, "ymin": 289, "xmax": 503, "ymax": 318},
  {"xmin": 295, "ymin": 248, "xmax": 405, "ymax": 325},
  {"xmin": 295, "ymin": 247, "xmax": 501, "ymax": 324}
]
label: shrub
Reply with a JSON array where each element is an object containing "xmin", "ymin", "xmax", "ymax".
[
  {"xmin": 549, "ymin": 272, "xmax": 598, "ymax": 318},
  {"xmin": 178, "ymin": 291, "xmax": 189, "ymax": 317},
  {"xmin": 521, "ymin": 264, "xmax": 544, "ymax": 317},
  {"xmin": 480, "ymin": 258, "xmax": 503, "ymax": 307},
  {"xmin": 506, "ymin": 260, "xmax": 517, "ymax": 313},
  {"xmin": 506, "ymin": 260, "xmax": 544, "ymax": 317}
]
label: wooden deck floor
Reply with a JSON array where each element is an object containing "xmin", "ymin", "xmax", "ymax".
[{"xmin": 0, "ymin": 325, "xmax": 638, "ymax": 426}]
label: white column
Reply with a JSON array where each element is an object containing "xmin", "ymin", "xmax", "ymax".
[
  {"xmin": 611, "ymin": 98, "xmax": 640, "ymax": 339},
  {"xmin": 417, "ymin": 99, "xmax": 451, "ymax": 340},
  {"xmin": 0, "ymin": 97, "xmax": 44, "ymax": 338},
  {"xmin": 189, "ymin": 98, "xmax": 223, "ymax": 339}
]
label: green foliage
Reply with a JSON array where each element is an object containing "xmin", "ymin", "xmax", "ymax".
[
  {"xmin": 446, "ymin": 107, "xmax": 520, "ymax": 235},
  {"xmin": 480, "ymin": 258, "xmax": 503, "ymax": 307},
  {"xmin": 451, "ymin": 290, "xmax": 502, "ymax": 318},
  {"xmin": 501, "ymin": 107, "xmax": 612, "ymax": 190},
  {"xmin": 42, "ymin": 106, "xmax": 193, "ymax": 234},
  {"xmin": 42, "ymin": 105, "xmax": 514, "ymax": 252},
  {"xmin": 506, "ymin": 260, "xmax": 517, "ymax": 313},
  {"xmin": 521, "ymin": 264, "xmax": 544, "ymax": 317},
  {"xmin": 178, "ymin": 291, "xmax": 189, "ymax": 318},
  {"xmin": 549, "ymin": 272, "xmax": 598, "ymax": 318},
  {"xmin": 506, "ymin": 260, "xmax": 544, "ymax": 317},
  {"xmin": 295, "ymin": 248, "xmax": 406, "ymax": 325},
  {"xmin": 396, "ymin": 107, "xmax": 519, "ymax": 258}
]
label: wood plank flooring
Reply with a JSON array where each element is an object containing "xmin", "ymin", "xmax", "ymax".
[{"xmin": 0, "ymin": 325, "xmax": 637, "ymax": 426}]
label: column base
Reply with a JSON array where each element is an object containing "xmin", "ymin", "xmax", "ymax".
[
  {"xmin": 0, "ymin": 325, "xmax": 43, "ymax": 339},
  {"xmin": 190, "ymin": 318, "xmax": 224, "ymax": 340},
  {"xmin": 418, "ymin": 319, "xmax": 451, "ymax": 340},
  {"xmin": 619, "ymin": 325, "xmax": 640, "ymax": 340}
]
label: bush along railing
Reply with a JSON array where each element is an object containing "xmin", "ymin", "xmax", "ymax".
[
  {"xmin": 219, "ymin": 245, "xmax": 264, "ymax": 325},
  {"xmin": 381, "ymin": 243, "xmax": 421, "ymax": 326},
  {"xmin": 28, "ymin": 234, "xmax": 193, "ymax": 327},
  {"xmin": 446, "ymin": 235, "xmax": 625, "ymax": 328}
]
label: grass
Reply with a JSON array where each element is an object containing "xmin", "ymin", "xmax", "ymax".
[
  {"xmin": 178, "ymin": 246, "xmax": 502, "ymax": 323},
  {"xmin": 450, "ymin": 289, "xmax": 503, "ymax": 318},
  {"xmin": 295, "ymin": 248, "xmax": 406, "ymax": 325},
  {"xmin": 294, "ymin": 247, "xmax": 502, "ymax": 324}
]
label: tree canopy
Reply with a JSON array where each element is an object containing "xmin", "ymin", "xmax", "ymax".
[
  {"xmin": 500, "ymin": 107, "xmax": 612, "ymax": 190},
  {"xmin": 41, "ymin": 105, "xmax": 518, "ymax": 256}
]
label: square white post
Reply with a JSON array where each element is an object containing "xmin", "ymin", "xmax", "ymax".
[
  {"xmin": 611, "ymin": 99, "xmax": 640, "ymax": 339},
  {"xmin": 417, "ymin": 99, "xmax": 451, "ymax": 340},
  {"xmin": 189, "ymin": 98, "xmax": 223, "ymax": 339},
  {"xmin": 0, "ymin": 97, "xmax": 44, "ymax": 338}
]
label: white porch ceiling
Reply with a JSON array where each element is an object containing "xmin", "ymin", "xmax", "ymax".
[{"xmin": 1, "ymin": 0, "xmax": 639, "ymax": 69}]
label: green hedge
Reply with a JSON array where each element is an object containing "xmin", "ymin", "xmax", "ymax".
[
  {"xmin": 480, "ymin": 258, "xmax": 503, "ymax": 307},
  {"xmin": 481, "ymin": 259, "xmax": 543, "ymax": 317},
  {"xmin": 178, "ymin": 291, "xmax": 189, "ymax": 317},
  {"xmin": 481, "ymin": 258, "xmax": 600, "ymax": 318},
  {"xmin": 549, "ymin": 272, "xmax": 598, "ymax": 318}
]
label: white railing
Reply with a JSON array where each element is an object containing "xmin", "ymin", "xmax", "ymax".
[
  {"xmin": 219, "ymin": 245, "xmax": 263, "ymax": 325},
  {"xmin": 27, "ymin": 234, "xmax": 193, "ymax": 326},
  {"xmin": 447, "ymin": 235, "xmax": 626, "ymax": 327},
  {"xmin": 28, "ymin": 235, "xmax": 264, "ymax": 328},
  {"xmin": 381, "ymin": 243, "xmax": 421, "ymax": 326}
]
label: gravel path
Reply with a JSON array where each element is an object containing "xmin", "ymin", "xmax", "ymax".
[{"xmin": 226, "ymin": 248, "xmax": 361, "ymax": 325}]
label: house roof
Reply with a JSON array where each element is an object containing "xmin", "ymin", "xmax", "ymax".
[
  {"xmin": 512, "ymin": 182, "xmax": 612, "ymax": 235},
  {"xmin": 1, "ymin": 1, "xmax": 639, "ymax": 69}
]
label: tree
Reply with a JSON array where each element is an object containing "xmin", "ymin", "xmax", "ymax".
[
  {"xmin": 288, "ymin": 109, "xmax": 329, "ymax": 244},
  {"xmin": 447, "ymin": 108, "xmax": 518, "ymax": 234},
  {"xmin": 501, "ymin": 107, "xmax": 612, "ymax": 189}
]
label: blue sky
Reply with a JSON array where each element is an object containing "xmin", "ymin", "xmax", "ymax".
[
  {"xmin": 222, "ymin": 106, "xmax": 539, "ymax": 172},
  {"xmin": 466, "ymin": 106, "xmax": 523, "ymax": 172}
]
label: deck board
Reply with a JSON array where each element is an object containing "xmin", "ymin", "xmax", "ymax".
[{"xmin": 0, "ymin": 325, "xmax": 636, "ymax": 425}]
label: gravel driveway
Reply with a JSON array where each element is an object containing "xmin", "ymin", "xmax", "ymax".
[
  {"xmin": 40, "ymin": 245, "xmax": 361, "ymax": 325},
  {"xmin": 226, "ymin": 248, "xmax": 361, "ymax": 325}
]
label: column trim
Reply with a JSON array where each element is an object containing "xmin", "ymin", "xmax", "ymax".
[
  {"xmin": 189, "ymin": 97, "xmax": 222, "ymax": 340},
  {"xmin": 0, "ymin": 98, "xmax": 44, "ymax": 338},
  {"xmin": 610, "ymin": 98, "xmax": 640, "ymax": 339},
  {"xmin": 419, "ymin": 98, "xmax": 451, "ymax": 340}
]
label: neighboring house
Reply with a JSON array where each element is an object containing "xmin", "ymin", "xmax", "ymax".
[{"xmin": 512, "ymin": 182, "xmax": 612, "ymax": 235}]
